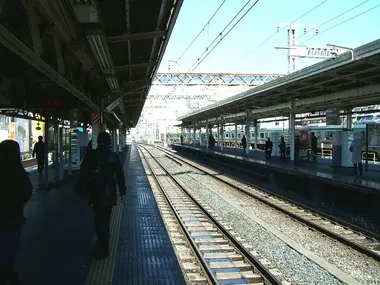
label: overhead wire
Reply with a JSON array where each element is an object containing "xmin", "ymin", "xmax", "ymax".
[
  {"xmin": 234, "ymin": 0, "xmax": 329, "ymax": 65},
  {"xmin": 167, "ymin": 0, "xmax": 256, "ymax": 96},
  {"xmin": 298, "ymin": 0, "xmax": 371, "ymax": 40},
  {"xmin": 301, "ymin": 2, "xmax": 380, "ymax": 44},
  {"xmin": 176, "ymin": 0, "xmax": 228, "ymax": 63},
  {"xmin": 188, "ymin": 0, "xmax": 261, "ymax": 73}
]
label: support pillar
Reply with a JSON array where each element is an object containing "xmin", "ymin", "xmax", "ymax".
[
  {"xmin": 92, "ymin": 124, "xmax": 100, "ymax": 150},
  {"xmin": 254, "ymin": 119, "xmax": 258, "ymax": 150},
  {"xmin": 245, "ymin": 122, "xmax": 250, "ymax": 155},
  {"xmin": 220, "ymin": 123, "xmax": 224, "ymax": 152},
  {"xmin": 68, "ymin": 123, "xmax": 72, "ymax": 175},
  {"xmin": 217, "ymin": 125, "xmax": 220, "ymax": 148},
  {"xmin": 193, "ymin": 127, "xmax": 196, "ymax": 146},
  {"xmin": 365, "ymin": 123, "xmax": 369, "ymax": 172},
  {"xmin": 346, "ymin": 109, "xmax": 352, "ymax": 131},
  {"xmin": 205, "ymin": 123, "xmax": 209, "ymax": 149},
  {"xmin": 44, "ymin": 118, "xmax": 49, "ymax": 189},
  {"xmin": 58, "ymin": 125, "xmax": 64, "ymax": 180},
  {"xmin": 54, "ymin": 120, "xmax": 59, "ymax": 182},
  {"xmin": 289, "ymin": 112, "xmax": 295, "ymax": 161},
  {"xmin": 234, "ymin": 124, "xmax": 238, "ymax": 148},
  {"xmin": 112, "ymin": 129, "xmax": 117, "ymax": 152}
]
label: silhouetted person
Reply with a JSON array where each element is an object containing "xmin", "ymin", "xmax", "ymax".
[
  {"xmin": 311, "ymin": 133, "xmax": 318, "ymax": 161},
  {"xmin": 180, "ymin": 135, "xmax": 184, "ymax": 144},
  {"xmin": 241, "ymin": 135, "xmax": 247, "ymax": 154},
  {"xmin": 0, "ymin": 140, "xmax": 32, "ymax": 285},
  {"xmin": 350, "ymin": 134, "xmax": 363, "ymax": 176},
  {"xmin": 294, "ymin": 136, "xmax": 301, "ymax": 163},
  {"xmin": 279, "ymin": 136, "xmax": 286, "ymax": 158},
  {"xmin": 264, "ymin": 137, "xmax": 273, "ymax": 161},
  {"xmin": 209, "ymin": 134, "xmax": 215, "ymax": 149},
  {"xmin": 32, "ymin": 136, "xmax": 45, "ymax": 174},
  {"xmin": 76, "ymin": 132, "xmax": 126, "ymax": 259}
]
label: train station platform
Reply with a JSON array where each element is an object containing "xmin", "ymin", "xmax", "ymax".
[
  {"xmin": 15, "ymin": 145, "xmax": 185, "ymax": 285},
  {"xmin": 171, "ymin": 143, "xmax": 380, "ymax": 194}
]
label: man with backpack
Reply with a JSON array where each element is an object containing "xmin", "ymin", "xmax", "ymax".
[{"xmin": 76, "ymin": 132, "xmax": 126, "ymax": 259}]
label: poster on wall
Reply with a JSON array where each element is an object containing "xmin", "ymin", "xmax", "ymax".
[
  {"xmin": 8, "ymin": 122, "xmax": 15, "ymax": 140},
  {"xmin": 369, "ymin": 123, "xmax": 380, "ymax": 147},
  {"xmin": 32, "ymin": 121, "xmax": 45, "ymax": 143}
]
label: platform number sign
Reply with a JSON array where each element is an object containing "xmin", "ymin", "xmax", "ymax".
[{"xmin": 46, "ymin": 98, "xmax": 61, "ymax": 108}]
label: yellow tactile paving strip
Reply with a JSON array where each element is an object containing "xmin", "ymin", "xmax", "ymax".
[
  {"xmin": 85, "ymin": 148, "xmax": 130, "ymax": 285},
  {"xmin": 85, "ymin": 198, "xmax": 124, "ymax": 285}
]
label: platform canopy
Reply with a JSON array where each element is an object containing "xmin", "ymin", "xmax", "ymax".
[
  {"xmin": 178, "ymin": 39, "xmax": 380, "ymax": 127},
  {"xmin": 0, "ymin": 0, "xmax": 182, "ymax": 128}
]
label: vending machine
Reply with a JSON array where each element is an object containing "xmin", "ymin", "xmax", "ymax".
[{"xmin": 70, "ymin": 131, "xmax": 89, "ymax": 170}]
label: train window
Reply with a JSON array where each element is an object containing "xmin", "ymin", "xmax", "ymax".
[
  {"xmin": 260, "ymin": 133, "xmax": 264, "ymax": 139},
  {"xmin": 225, "ymin": 133, "xmax": 229, "ymax": 138},
  {"xmin": 231, "ymin": 133, "xmax": 234, "ymax": 138},
  {"xmin": 215, "ymin": 134, "xmax": 218, "ymax": 138},
  {"xmin": 238, "ymin": 134, "xmax": 241, "ymax": 138},
  {"xmin": 325, "ymin": 132, "xmax": 333, "ymax": 140}
]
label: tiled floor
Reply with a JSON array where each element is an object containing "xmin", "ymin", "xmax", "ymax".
[
  {"xmin": 15, "ymin": 146, "xmax": 185, "ymax": 285},
  {"xmin": 113, "ymin": 145, "xmax": 186, "ymax": 285}
]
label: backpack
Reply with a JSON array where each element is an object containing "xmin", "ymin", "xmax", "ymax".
[{"xmin": 75, "ymin": 152, "xmax": 112, "ymax": 201}]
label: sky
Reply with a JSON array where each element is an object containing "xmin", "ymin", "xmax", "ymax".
[{"xmin": 158, "ymin": 0, "xmax": 380, "ymax": 75}]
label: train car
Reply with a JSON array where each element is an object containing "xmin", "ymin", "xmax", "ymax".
[{"xmin": 167, "ymin": 120, "xmax": 380, "ymax": 162}]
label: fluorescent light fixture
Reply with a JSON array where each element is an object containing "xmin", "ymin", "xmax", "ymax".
[
  {"xmin": 106, "ymin": 76, "xmax": 120, "ymax": 92},
  {"xmin": 86, "ymin": 33, "xmax": 114, "ymax": 70}
]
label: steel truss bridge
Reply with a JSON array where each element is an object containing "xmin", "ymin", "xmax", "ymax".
[{"xmin": 152, "ymin": 73, "xmax": 283, "ymax": 86}]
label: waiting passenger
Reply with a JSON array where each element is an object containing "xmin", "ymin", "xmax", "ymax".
[
  {"xmin": 311, "ymin": 133, "xmax": 318, "ymax": 161},
  {"xmin": 209, "ymin": 134, "xmax": 215, "ymax": 149},
  {"xmin": 241, "ymin": 135, "xmax": 247, "ymax": 154},
  {"xmin": 75, "ymin": 132, "xmax": 126, "ymax": 260},
  {"xmin": 294, "ymin": 136, "xmax": 301, "ymax": 163},
  {"xmin": 264, "ymin": 137, "xmax": 273, "ymax": 161},
  {"xmin": 180, "ymin": 135, "xmax": 184, "ymax": 144},
  {"xmin": 32, "ymin": 136, "xmax": 45, "ymax": 175},
  {"xmin": 0, "ymin": 140, "xmax": 33, "ymax": 285},
  {"xmin": 350, "ymin": 134, "xmax": 363, "ymax": 176},
  {"xmin": 279, "ymin": 136, "xmax": 286, "ymax": 158}
]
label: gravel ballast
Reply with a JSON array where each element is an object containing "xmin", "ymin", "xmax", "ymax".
[{"xmin": 152, "ymin": 151, "xmax": 380, "ymax": 285}]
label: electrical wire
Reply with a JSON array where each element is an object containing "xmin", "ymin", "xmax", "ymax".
[
  {"xmin": 301, "ymin": 3, "xmax": 380, "ymax": 44},
  {"xmin": 234, "ymin": 0, "xmax": 329, "ymax": 65},
  {"xmin": 176, "ymin": 0, "xmax": 228, "ymax": 63},
  {"xmin": 298, "ymin": 0, "xmax": 371, "ymax": 40},
  {"xmin": 188, "ymin": 0, "xmax": 261, "ymax": 73},
  {"xmin": 187, "ymin": 0, "xmax": 254, "ymax": 73}
]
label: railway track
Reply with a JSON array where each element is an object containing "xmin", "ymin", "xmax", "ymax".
[
  {"xmin": 138, "ymin": 145, "xmax": 285, "ymax": 285},
  {"xmin": 153, "ymin": 145, "xmax": 380, "ymax": 262}
]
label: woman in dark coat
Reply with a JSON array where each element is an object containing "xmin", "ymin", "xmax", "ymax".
[{"xmin": 0, "ymin": 140, "xmax": 33, "ymax": 285}]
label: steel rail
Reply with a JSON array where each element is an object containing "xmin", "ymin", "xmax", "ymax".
[
  {"xmin": 155, "ymin": 145, "xmax": 380, "ymax": 262},
  {"xmin": 138, "ymin": 147, "xmax": 218, "ymax": 285},
  {"xmin": 139, "ymin": 144, "xmax": 283, "ymax": 285}
]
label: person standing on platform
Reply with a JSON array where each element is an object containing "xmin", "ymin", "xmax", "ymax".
[
  {"xmin": 32, "ymin": 136, "xmax": 45, "ymax": 175},
  {"xmin": 76, "ymin": 132, "xmax": 126, "ymax": 260},
  {"xmin": 311, "ymin": 133, "xmax": 318, "ymax": 161},
  {"xmin": 279, "ymin": 136, "xmax": 286, "ymax": 158},
  {"xmin": 180, "ymin": 135, "xmax": 184, "ymax": 144},
  {"xmin": 0, "ymin": 140, "xmax": 33, "ymax": 285},
  {"xmin": 209, "ymin": 134, "xmax": 215, "ymax": 149},
  {"xmin": 241, "ymin": 135, "xmax": 247, "ymax": 154},
  {"xmin": 264, "ymin": 137, "xmax": 273, "ymax": 161},
  {"xmin": 294, "ymin": 136, "xmax": 301, "ymax": 163},
  {"xmin": 350, "ymin": 134, "xmax": 363, "ymax": 176}
]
